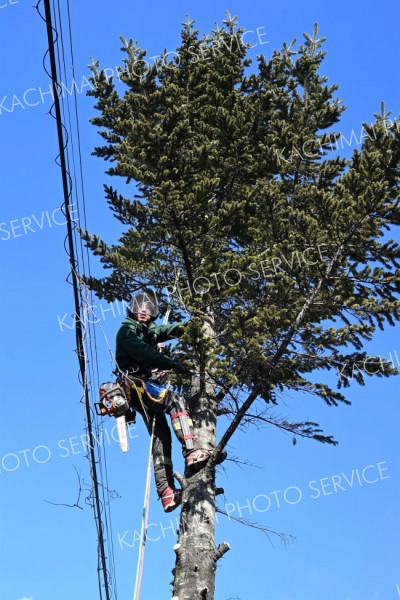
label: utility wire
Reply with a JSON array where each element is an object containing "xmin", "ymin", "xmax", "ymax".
[
  {"xmin": 61, "ymin": 1, "xmax": 119, "ymax": 594},
  {"xmin": 38, "ymin": 1, "xmax": 113, "ymax": 598}
]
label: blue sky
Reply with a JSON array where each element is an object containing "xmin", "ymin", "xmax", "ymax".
[{"xmin": 0, "ymin": 1, "xmax": 399, "ymax": 600}]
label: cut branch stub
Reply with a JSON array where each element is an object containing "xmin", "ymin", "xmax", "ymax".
[
  {"xmin": 173, "ymin": 471, "xmax": 185, "ymax": 487},
  {"xmin": 214, "ymin": 542, "xmax": 231, "ymax": 561}
]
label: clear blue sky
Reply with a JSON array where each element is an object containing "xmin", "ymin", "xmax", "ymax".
[{"xmin": 1, "ymin": 1, "xmax": 399, "ymax": 600}]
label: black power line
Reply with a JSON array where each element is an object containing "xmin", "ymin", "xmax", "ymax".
[{"xmin": 39, "ymin": 1, "xmax": 112, "ymax": 598}]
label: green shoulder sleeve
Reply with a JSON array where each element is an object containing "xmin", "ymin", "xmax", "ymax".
[{"xmin": 154, "ymin": 321, "xmax": 188, "ymax": 342}]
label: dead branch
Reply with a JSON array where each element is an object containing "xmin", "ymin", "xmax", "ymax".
[
  {"xmin": 173, "ymin": 471, "xmax": 185, "ymax": 487},
  {"xmin": 214, "ymin": 542, "xmax": 231, "ymax": 561},
  {"xmin": 216, "ymin": 506, "xmax": 295, "ymax": 547},
  {"xmin": 225, "ymin": 455, "xmax": 264, "ymax": 471},
  {"xmin": 242, "ymin": 411, "xmax": 339, "ymax": 445}
]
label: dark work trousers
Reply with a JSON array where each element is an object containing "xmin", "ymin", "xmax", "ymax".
[{"xmin": 129, "ymin": 380, "xmax": 199, "ymax": 495}]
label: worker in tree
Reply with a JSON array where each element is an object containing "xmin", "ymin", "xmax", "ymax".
[{"xmin": 116, "ymin": 291, "xmax": 220, "ymax": 512}]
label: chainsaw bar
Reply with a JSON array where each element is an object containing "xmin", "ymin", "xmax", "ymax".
[{"xmin": 116, "ymin": 415, "xmax": 129, "ymax": 453}]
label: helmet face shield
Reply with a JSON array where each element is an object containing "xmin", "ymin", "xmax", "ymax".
[{"xmin": 129, "ymin": 291, "xmax": 159, "ymax": 319}]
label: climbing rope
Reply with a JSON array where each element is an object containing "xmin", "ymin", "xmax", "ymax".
[{"xmin": 133, "ymin": 415, "xmax": 155, "ymax": 600}]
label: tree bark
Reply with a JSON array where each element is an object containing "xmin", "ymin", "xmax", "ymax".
[{"xmin": 172, "ymin": 319, "xmax": 226, "ymax": 599}]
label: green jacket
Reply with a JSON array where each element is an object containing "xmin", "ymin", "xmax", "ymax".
[{"xmin": 115, "ymin": 317, "xmax": 187, "ymax": 372}]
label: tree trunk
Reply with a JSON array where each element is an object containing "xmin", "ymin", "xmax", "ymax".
[
  {"xmin": 172, "ymin": 319, "xmax": 228, "ymax": 599},
  {"xmin": 172, "ymin": 460, "xmax": 217, "ymax": 599}
]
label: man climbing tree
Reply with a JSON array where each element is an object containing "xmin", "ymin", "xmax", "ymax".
[
  {"xmin": 82, "ymin": 13, "xmax": 400, "ymax": 600},
  {"xmin": 115, "ymin": 290, "xmax": 225, "ymax": 512}
]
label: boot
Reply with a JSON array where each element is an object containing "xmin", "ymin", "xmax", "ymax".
[
  {"xmin": 185, "ymin": 448, "xmax": 227, "ymax": 470},
  {"xmin": 160, "ymin": 486, "xmax": 182, "ymax": 513}
]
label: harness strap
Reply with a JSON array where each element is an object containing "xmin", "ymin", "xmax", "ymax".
[
  {"xmin": 171, "ymin": 411, "xmax": 189, "ymax": 420},
  {"xmin": 123, "ymin": 375, "xmax": 150, "ymax": 423}
]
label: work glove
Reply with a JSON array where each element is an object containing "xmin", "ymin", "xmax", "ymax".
[{"xmin": 172, "ymin": 360, "xmax": 191, "ymax": 375}]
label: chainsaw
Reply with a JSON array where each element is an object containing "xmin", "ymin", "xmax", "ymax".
[{"xmin": 95, "ymin": 382, "xmax": 133, "ymax": 452}]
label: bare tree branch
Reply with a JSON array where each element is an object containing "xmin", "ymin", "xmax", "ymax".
[
  {"xmin": 242, "ymin": 411, "xmax": 338, "ymax": 445},
  {"xmin": 216, "ymin": 506, "xmax": 295, "ymax": 547},
  {"xmin": 224, "ymin": 455, "xmax": 264, "ymax": 471}
]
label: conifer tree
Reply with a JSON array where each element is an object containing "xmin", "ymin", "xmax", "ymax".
[{"xmin": 83, "ymin": 14, "xmax": 400, "ymax": 599}]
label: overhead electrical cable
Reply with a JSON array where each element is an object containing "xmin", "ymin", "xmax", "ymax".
[
  {"xmin": 36, "ymin": 1, "xmax": 117, "ymax": 598},
  {"xmin": 60, "ymin": 2, "xmax": 119, "ymax": 593},
  {"xmin": 64, "ymin": 0, "xmax": 119, "ymax": 590}
]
